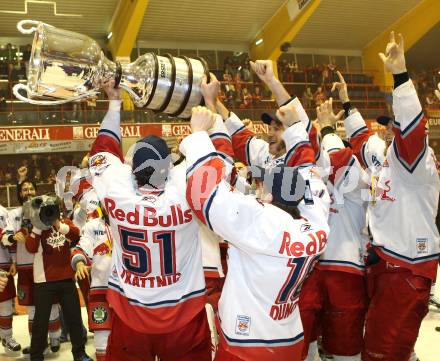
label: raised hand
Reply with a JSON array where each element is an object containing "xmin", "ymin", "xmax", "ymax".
[
  {"xmin": 101, "ymin": 79, "xmax": 121, "ymax": 100},
  {"xmin": 379, "ymin": 31, "xmax": 407, "ymax": 74},
  {"xmin": 250, "ymin": 60, "xmax": 277, "ymax": 85},
  {"xmin": 316, "ymin": 98, "xmax": 344, "ymax": 129},
  {"xmin": 201, "ymin": 73, "xmax": 220, "ymax": 109},
  {"xmin": 331, "ymin": 71, "xmax": 350, "ymax": 103},
  {"xmin": 190, "ymin": 106, "xmax": 216, "ymax": 133},
  {"xmin": 276, "ymin": 103, "xmax": 300, "ymax": 128}
]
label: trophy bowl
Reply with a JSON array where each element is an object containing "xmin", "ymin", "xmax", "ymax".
[{"xmin": 13, "ymin": 20, "xmax": 210, "ymax": 118}]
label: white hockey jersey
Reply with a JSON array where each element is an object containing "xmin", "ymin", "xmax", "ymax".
[
  {"xmin": 0, "ymin": 205, "xmax": 13, "ymax": 272},
  {"xmin": 316, "ymin": 133, "xmax": 368, "ymax": 275},
  {"xmin": 71, "ymin": 217, "xmax": 112, "ymax": 290},
  {"xmin": 181, "ymin": 122, "xmax": 330, "ymax": 361},
  {"xmin": 224, "ymin": 96, "xmax": 321, "ymax": 170},
  {"xmin": 6, "ymin": 207, "xmax": 34, "ymax": 270},
  {"xmin": 72, "ymin": 188, "xmax": 102, "ymax": 230},
  {"xmin": 199, "ymin": 224, "xmax": 224, "ymax": 278},
  {"xmin": 88, "ymin": 105, "xmax": 205, "ymax": 334},
  {"xmin": 346, "ymin": 80, "xmax": 440, "ymax": 280}
]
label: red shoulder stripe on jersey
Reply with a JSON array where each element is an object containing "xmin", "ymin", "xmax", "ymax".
[
  {"xmin": 328, "ymin": 149, "xmax": 354, "ymax": 185},
  {"xmin": 392, "ymin": 114, "xmax": 427, "ymax": 173},
  {"xmin": 231, "ymin": 127, "xmax": 255, "ymax": 166},
  {"xmin": 90, "ymin": 134, "xmax": 124, "ymax": 162},
  {"xmin": 285, "ymin": 142, "xmax": 315, "ymax": 167},
  {"xmin": 210, "ymin": 133, "xmax": 235, "ymax": 160},
  {"xmin": 187, "ymin": 157, "xmax": 225, "ymax": 227},
  {"xmin": 349, "ymin": 127, "xmax": 371, "ymax": 169},
  {"xmin": 308, "ymin": 123, "xmax": 321, "ymax": 161}
]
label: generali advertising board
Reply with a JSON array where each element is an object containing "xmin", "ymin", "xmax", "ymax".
[{"xmin": 0, "ymin": 122, "xmax": 269, "ymax": 154}]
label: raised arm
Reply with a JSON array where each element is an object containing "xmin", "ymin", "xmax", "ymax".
[
  {"xmin": 183, "ymin": 106, "xmax": 328, "ymax": 255},
  {"xmin": 316, "ymin": 100, "xmax": 368, "ymax": 200},
  {"xmin": 332, "ymin": 70, "xmax": 386, "ymax": 171},
  {"xmin": 251, "ymin": 59, "xmax": 321, "ymax": 157},
  {"xmin": 89, "ymin": 81, "xmax": 124, "ymax": 162},
  {"xmin": 376, "ymin": 32, "xmax": 427, "ymax": 175}
]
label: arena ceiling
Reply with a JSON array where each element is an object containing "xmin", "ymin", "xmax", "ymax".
[
  {"xmin": 290, "ymin": 0, "xmax": 422, "ymax": 49},
  {"xmin": 0, "ymin": 0, "xmax": 118, "ymax": 39},
  {"xmin": 0, "ymin": 0, "xmax": 436, "ymax": 63}
]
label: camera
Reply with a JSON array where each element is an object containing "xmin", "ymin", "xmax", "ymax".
[{"xmin": 23, "ymin": 194, "xmax": 61, "ymax": 230}]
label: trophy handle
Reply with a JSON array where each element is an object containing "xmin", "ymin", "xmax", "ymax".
[
  {"xmin": 13, "ymin": 83, "xmax": 99, "ymax": 105},
  {"xmin": 16, "ymin": 20, "xmax": 44, "ymax": 34}
]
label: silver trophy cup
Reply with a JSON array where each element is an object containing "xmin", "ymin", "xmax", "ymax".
[{"xmin": 13, "ymin": 20, "xmax": 209, "ymax": 118}]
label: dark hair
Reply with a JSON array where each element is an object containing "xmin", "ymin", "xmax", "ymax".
[
  {"xmin": 17, "ymin": 179, "xmax": 37, "ymax": 205},
  {"xmin": 272, "ymin": 201, "xmax": 302, "ymax": 220}
]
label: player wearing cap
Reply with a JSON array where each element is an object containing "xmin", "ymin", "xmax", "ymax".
[
  {"xmin": 182, "ymin": 104, "xmax": 330, "ymax": 361},
  {"xmin": 218, "ymin": 60, "xmax": 327, "ymax": 174},
  {"xmin": 87, "ymin": 81, "xmax": 211, "ymax": 361},
  {"xmin": 338, "ymin": 32, "xmax": 439, "ymax": 361}
]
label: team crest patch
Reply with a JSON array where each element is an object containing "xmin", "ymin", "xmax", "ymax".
[
  {"xmin": 90, "ymin": 154, "xmax": 107, "ymax": 168},
  {"xmin": 92, "ymin": 306, "xmax": 108, "ymax": 325},
  {"xmin": 235, "ymin": 315, "xmax": 251, "ymax": 336},
  {"xmin": 416, "ymin": 238, "xmax": 428, "ymax": 255},
  {"xmin": 90, "ymin": 154, "xmax": 109, "ymax": 175}
]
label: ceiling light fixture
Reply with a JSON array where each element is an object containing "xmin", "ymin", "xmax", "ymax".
[
  {"xmin": 255, "ymin": 39, "xmax": 263, "ymax": 46},
  {"xmin": 107, "ymin": 32, "xmax": 113, "ymax": 40},
  {"xmin": 0, "ymin": 0, "xmax": 82, "ymax": 17}
]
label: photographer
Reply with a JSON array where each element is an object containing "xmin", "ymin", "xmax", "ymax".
[
  {"xmin": 25, "ymin": 194, "xmax": 91, "ymax": 361},
  {"xmin": 2, "ymin": 180, "xmax": 62, "ymax": 356}
]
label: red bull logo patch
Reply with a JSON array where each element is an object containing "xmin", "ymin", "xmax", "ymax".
[
  {"xmin": 90, "ymin": 154, "xmax": 107, "ymax": 168},
  {"xmin": 93, "ymin": 240, "xmax": 112, "ymax": 256}
]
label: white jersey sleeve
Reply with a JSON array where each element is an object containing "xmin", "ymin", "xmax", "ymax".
[
  {"xmin": 344, "ymin": 110, "xmax": 386, "ymax": 172},
  {"xmin": 71, "ymin": 221, "xmax": 95, "ymax": 267},
  {"xmin": 182, "ymin": 124, "xmax": 329, "ymax": 258}
]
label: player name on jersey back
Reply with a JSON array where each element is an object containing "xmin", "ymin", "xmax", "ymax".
[{"xmin": 104, "ymin": 198, "xmax": 192, "ymax": 227}]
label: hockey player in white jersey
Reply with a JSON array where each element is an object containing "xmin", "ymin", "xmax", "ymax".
[
  {"xmin": 71, "ymin": 175, "xmax": 102, "ymax": 230},
  {"xmin": 87, "ymin": 81, "xmax": 211, "ymax": 361},
  {"xmin": 71, "ymin": 197, "xmax": 112, "ymax": 361},
  {"xmin": 182, "ymin": 105, "xmax": 330, "ymax": 361},
  {"xmin": 1, "ymin": 180, "xmax": 61, "ymax": 356},
  {"xmin": 221, "ymin": 60, "xmax": 326, "ymax": 173},
  {"xmin": 342, "ymin": 32, "xmax": 440, "ymax": 361},
  {"xmin": 299, "ymin": 99, "xmax": 369, "ymax": 361},
  {"xmin": 0, "ymin": 204, "xmax": 21, "ymax": 353}
]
